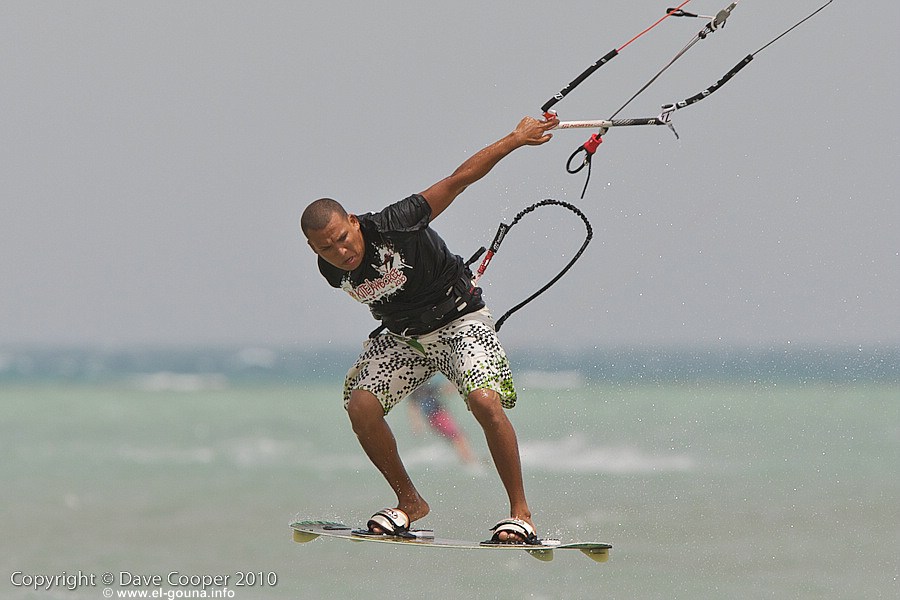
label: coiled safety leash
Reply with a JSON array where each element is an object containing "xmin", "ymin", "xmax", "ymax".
[{"xmin": 467, "ymin": 199, "xmax": 593, "ymax": 332}]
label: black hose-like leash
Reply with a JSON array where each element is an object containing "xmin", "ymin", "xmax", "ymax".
[{"xmin": 468, "ymin": 199, "xmax": 593, "ymax": 332}]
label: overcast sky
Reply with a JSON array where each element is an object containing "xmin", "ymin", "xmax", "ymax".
[{"xmin": 2, "ymin": 0, "xmax": 897, "ymax": 351}]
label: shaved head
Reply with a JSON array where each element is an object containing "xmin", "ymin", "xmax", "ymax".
[
  {"xmin": 301, "ymin": 198, "xmax": 348, "ymax": 237},
  {"xmin": 302, "ymin": 198, "xmax": 365, "ymax": 270}
]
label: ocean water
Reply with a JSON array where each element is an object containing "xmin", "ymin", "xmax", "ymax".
[{"xmin": 2, "ymin": 377, "xmax": 897, "ymax": 599}]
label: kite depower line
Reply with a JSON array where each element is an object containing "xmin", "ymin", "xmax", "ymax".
[
  {"xmin": 543, "ymin": 0, "xmax": 836, "ymax": 197},
  {"xmin": 470, "ymin": 1, "xmax": 834, "ymax": 330}
]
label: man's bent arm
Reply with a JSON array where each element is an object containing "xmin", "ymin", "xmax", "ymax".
[{"xmin": 420, "ymin": 116, "xmax": 558, "ymax": 220}]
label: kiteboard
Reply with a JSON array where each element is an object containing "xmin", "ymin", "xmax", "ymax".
[{"xmin": 290, "ymin": 520, "xmax": 611, "ymax": 563}]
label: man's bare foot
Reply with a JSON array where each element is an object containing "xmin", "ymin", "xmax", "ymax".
[
  {"xmin": 367, "ymin": 496, "xmax": 430, "ymax": 534},
  {"xmin": 489, "ymin": 515, "xmax": 537, "ymax": 544}
]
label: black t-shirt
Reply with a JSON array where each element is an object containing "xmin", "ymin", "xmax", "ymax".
[{"xmin": 318, "ymin": 194, "xmax": 484, "ymax": 333}]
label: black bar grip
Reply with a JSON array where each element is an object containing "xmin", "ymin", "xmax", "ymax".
[
  {"xmin": 676, "ymin": 54, "xmax": 753, "ymax": 108},
  {"xmin": 609, "ymin": 117, "xmax": 664, "ymax": 127},
  {"xmin": 541, "ymin": 48, "xmax": 619, "ymax": 114}
]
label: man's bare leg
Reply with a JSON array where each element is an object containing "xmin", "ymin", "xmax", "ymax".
[
  {"xmin": 346, "ymin": 389, "xmax": 430, "ymax": 529},
  {"xmin": 467, "ymin": 388, "xmax": 533, "ymax": 542}
]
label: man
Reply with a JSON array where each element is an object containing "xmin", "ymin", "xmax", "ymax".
[{"xmin": 301, "ymin": 115, "xmax": 558, "ymax": 544}]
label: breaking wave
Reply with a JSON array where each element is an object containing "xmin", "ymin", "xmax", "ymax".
[{"xmin": 521, "ymin": 434, "xmax": 695, "ymax": 474}]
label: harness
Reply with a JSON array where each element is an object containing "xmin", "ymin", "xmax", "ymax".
[
  {"xmin": 368, "ymin": 271, "xmax": 482, "ymax": 339},
  {"xmin": 367, "ymin": 199, "xmax": 593, "ymax": 338}
]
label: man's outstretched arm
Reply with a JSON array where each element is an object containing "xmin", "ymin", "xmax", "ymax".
[{"xmin": 420, "ymin": 115, "xmax": 558, "ymax": 221}]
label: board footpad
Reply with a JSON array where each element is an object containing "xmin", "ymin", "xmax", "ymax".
[{"xmin": 351, "ymin": 529, "xmax": 435, "ymax": 540}]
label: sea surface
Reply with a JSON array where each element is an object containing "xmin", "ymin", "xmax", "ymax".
[{"xmin": 1, "ymin": 349, "xmax": 898, "ymax": 599}]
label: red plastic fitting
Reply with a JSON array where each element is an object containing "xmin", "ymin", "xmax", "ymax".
[{"xmin": 583, "ymin": 133, "xmax": 603, "ymax": 154}]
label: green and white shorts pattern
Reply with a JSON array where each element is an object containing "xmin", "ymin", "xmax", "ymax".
[{"xmin": 343, "ymin": 308, "xmax": 517, "ymax": 414}]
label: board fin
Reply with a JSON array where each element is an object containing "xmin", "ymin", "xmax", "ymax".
[
  {"xmin": 291, "ymin": 520, "xmax": 347, "ymax": 543},
  {"xmin": 525, "ymin": 548, "xmax": 554, "ymax": 562},
  {"xmin": 292, "ymin": 529, "xmax": 319, "ymax": 543},
  {"xmin": 579, "ymin": 547, "xmax": 610, "ymax": 563}
]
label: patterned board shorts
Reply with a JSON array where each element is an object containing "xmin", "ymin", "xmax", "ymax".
[{"xmin": 343, "ymin": 308, "xmax": 517, "ymax": 415}]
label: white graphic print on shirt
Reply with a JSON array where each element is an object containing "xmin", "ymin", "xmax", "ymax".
[{"xmin": 340, "ymin": 242, "xmax": 410, "ymax": 304}]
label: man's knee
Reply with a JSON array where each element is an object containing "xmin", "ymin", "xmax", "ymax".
[
  {"xmin": 467, "ymin": 388, "xmax": 503, "ymax": 423},
  {"xmin": 346, "ymin": 389, "xmax": 385, "ymax": 432}
]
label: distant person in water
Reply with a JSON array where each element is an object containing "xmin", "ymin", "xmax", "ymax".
[{"xmin": 407, "ymin": 377, "xmax": 477, "ymax": 465}]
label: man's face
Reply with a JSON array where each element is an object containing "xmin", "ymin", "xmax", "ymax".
[{"xmin": 306, "ymin": 212, "xmax": 365, "ymax": 271}]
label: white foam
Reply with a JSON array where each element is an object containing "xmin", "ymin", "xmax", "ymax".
[
  {"xmin": 113, "ymin": 434, "xmax": 692, "ymax": 475},
  {"xmin": 399, "ymin": 442, "xmax": 458, "ymax": 468},
  {"xmin": 519, "ymin": 370, "xmax": 584, "ymax": 390},
  {"xmin": 131, "ymin": 372, "xmax": 228, "ymax": 392},
  {"xmin": 236, "ymin": 347, "xmax": 277, "ymax": 369},
  {"xmin": 117, "ymin": 444, "xmax": 215, "ymax": 465},
  {"xmin": 227, "ymin": 437, "xmax": 295, "ymax": 467},
  {"xmin": 520, "ymin": 434, "xmax": 694, "ymax": 474}
]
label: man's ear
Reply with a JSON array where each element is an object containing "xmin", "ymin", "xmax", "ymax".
[
  {"xmin": 307, "ymin": 239, "xmax": 318, "ymax": 254},
  {"xmin": 349, "ymin": 213, "xmax": 359, "ymax": 228}
]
